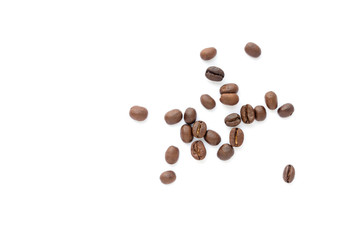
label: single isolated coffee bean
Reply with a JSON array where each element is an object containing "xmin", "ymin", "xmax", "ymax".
[
  {"xmin": 220, "ymin": 93, "xmax": 239, "ymax": 106},
  {"xmin": 200, "ymin": 94, "xmax": 216, "ymax": 110},
  {"xmin": 192, "ymin": 121, "xmax": 207, "ymax": 138},
  {"xmin": 217, "ymin": 144, "xmax": 234, "ymax": 160},
  {"xmin": 200, "ymin": 47, "xmax": 217, "ymax": 60},
  {"xmin": 224, "ymin": 113, "xmax": 241, "ymax": 127},
  {"xmin": 180, "ymin": 124, "xmax": 193, "ymax": 143},
  {"xmin": 283, "ymin": 165, "xmax": 295, "ymax": 183},
  {"xmin": 160, "ymin": 170, "xmax": 176, "ymax": 184},
  {"xmin": 165, "ymin": 146, "xmax": 179, "ymax": 164},
  {"xmin": 278, "ymin": 103, "xmax": 294, "ymax": 118},
  {"xmin": 191, "ymin": 141, "xmax": 206, "ymax": 160},
  {"xmin": 244, "ymin": 42, "xmax": 261, "ymax": 58},
  {"xmin": 204, "ymin": 130, "xmax": 221, "ymax": 146},
  {"xmin": 165, "ymin": 109, "xmax": 183, "ymax": 125},
  {"xmin": 220, "ymin": 83, "xmax": 239, "ymax": 94},
  {"xmin": 229, "ymin": 128, "xmax": 244, "ymax": 147},
  {"xmin": 254, "ymin": 105, "xmax": 267, "ymax": 121},
  {"xmin": 129, "ymin": 106, "xmax": 148, "ymax": 121},
  {"xmin": 205, "ymin": 66, "xmax": 225, "ymax": 81},
  {"xmin": 265, "ymin": 91, "xmax": 278, "ymax": 110},
  {"xmin": 184, "ymin": 107, "xmax": 197, "ymax": 124},
  {"xmin": 240, "ymin": 104, "xmax": 255, "ymax": 124}
]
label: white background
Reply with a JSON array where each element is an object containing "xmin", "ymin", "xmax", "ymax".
[{"xmin": 1, "ymin": 0, "xmax": 362, "ymax": 239}]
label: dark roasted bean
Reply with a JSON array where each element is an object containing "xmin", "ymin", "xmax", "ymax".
[
  {"xmin": 191, "ymin": 141, "xmax": 206, "ymax": 160},
  {"xmin": 204, "ymin": 130, "xmax": 221, "ymax": 146},
  {"xmin": 229, "ymin": 128, "xmax": 244, "ymax": 147},
  {"xmin": 192, "ymin": 121, "xmax": 207, "ymax": 138},
  {"xmin": 240, "ymin": 104, "xmax": 255, "ymax": 124}
]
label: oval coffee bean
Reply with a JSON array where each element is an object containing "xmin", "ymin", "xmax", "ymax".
[
  {"xmin": 192, "ymin": 121, "xmax": 207, "ymax": 138},
  {"xmin": 240, "ymin": 104, "xmax": 255, "ymax": 124},
  {"xmin": 283, "ymin": 165, "xmax": 295, "ymax": 183},
  {"xmin": 200, "ymin": 47, "xmax": 217, "ymax": 60},
  {"xmin": 229, "ymin": 128, "xmax": 244, "ymax": 147},
  {"xmin": 224, "ymin": 113, "xmax": 241, "ymax": 127},
  {"xmin": 205, "ymin": 66, "xmax": 225, "ymax": 81},
  {"xmin": 165, "ymin": 146, "xmax": 179, "ymax": 164},
  {"xmin": 129, "ymin": 106, "xmax": 148, "ymax": 121},
  {"xmin": 160, "ymin": 170, "xmax": 176, "ymax": 184},
  {"xmin": 278, "ymin": 103, "xmax": 294, "ymax": 118},
  {"xmin": 184, "ymin": 107, "xmax": 197, "ymax": 124},
  {"xmin": 217, "ymin": 144, "xmax": 234, "ymax": 160},
  {"xmin": 204, "ymin": 130, "xmax": 221, "ymax": 146},
  {"xmin": 220, "ymin": 83, "xmax": 239, "ymax": 94},
  {"xmin": 254, "ymin": 105, "xmax": 267, "ymax": 121},
  {"xmin": 180, "ymin": 124, "xmax": 193, "ymax": 143},
  {"xmin": 244, "ymin": 42, "xmax": 261, "ymax": 58},
  {"xmin": 191, "ymin": 141, "xmax": 206, "ymax": 160},
  {"xmin": 265, "ymin": 91, "xmax": 278, "ymax": 110},
  {"xmin": 220, "ymin": 93, "xmax": 239, "ymax": 106},
  {"xmin": 200, "ymin": 94, "xmax": 216, "ymax": 110},
  {"xmin": 164, "ymin": 109, "xmax": 183, "ymax": 125}
]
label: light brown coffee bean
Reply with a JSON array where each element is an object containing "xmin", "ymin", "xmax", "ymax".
[
  {"xmin": 265, "ymin": 91, "xmax": 278, "ymax": 110},
  {"xmin": 283, "ymin": 165, "xmax": 295, "ymax": 183},
  {"xmin": 217, "ymin": 144, "xmax": 234, "ymax": 160},
  {"xmin": 184, "ymin": 107, "xmax": 197, "ymax": 124},
  {"xmin": 129, "ymin": 106, "xmax": 148, "ymax": 121},
  {"xmin": 244, "ymin": 42, "xmax": 261, "ymax": 58},
  {"xmin": 224, "ymin": 113, "xmax": 241, "ymax": 127},
  {"xmin": 220, "ymin": 93, "xmax": 239, "ymax": 106},
  {"xmin": 204, "ymin": 130, "xmax": 221, "ymax": 146},
  {"xmin": 200, "ymin": 94, "xmax": 216, "ymax": 110},
  {"xmin": 192, "ymin": 121, "xmax": 207, "ymax": 138},
  {"xmin": 191, "ymin": 141, "xmax": 206, "ymax": 160},
  {"xmin": 164, "ymin": 109, "xmax": 183, "ymax": 125},
  {"xmin": 200, "ymin": 47, "xmax": 217, "ymax": 60},
  {"xmin": 220, "ymin": 83, "xmax": 239, "ymax": 94},
  {"xmin": 240, "ymin": 104, "xmax": 255, "ymax": 124},
  {"xmin": 229, "ymin": 128, "xmax": 244, "ymax": 147},
  {"xmin": 165, "ymin": 146, "xmax": 179, "ymax": 164},
  {"xmin": 160, "ymin": 170, "xmax": 176, "ymax": 184},
  {"xmin": 180, "ymin": 124, "xmax": 193, "ymax": 143},
  {"xmin": 254, "ymin": 105, "xmax": 267, "ymax": 121},
  {"xmin": 278, "ymin": 103, "xmax": 294, "ymax": 118}
]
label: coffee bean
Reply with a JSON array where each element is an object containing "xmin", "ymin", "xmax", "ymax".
[
  {"xmin": 184, "ymin": 107, "xmax": 197, "ymax": 124},
  {"xmin": 165, "ymin": 146, "xmax": 179, "ymax": 164},
  {"xmin": 129, "ymin": 106, "xmax": 148, "ymax": 121},
  {"xmin": 200, "ymin": 94, "xmax": 216, "ymax": 110},
  {"xmin": 229, "ymin": 128, "xmax": 244, "ymax": 147},
  {"xmin": 254, "ymin": 105, "xmax": 267, "ymax": 121},
  {"xmin": 220, "ymin": 93, "xmax": 239, "ymax": 105},
  {"xmin": 204, "ymin": 130, "xmax": 221, "ymax": 146},
  {"xmin": 165, "ymin": 109, "xmax": 183, "ymax": 125},
  {"xmin": 180, "ymin": 124, "xmax": 193, "ymax": 143},
  {"xmin": 200, "ymin": 47, "xmax": 217, "ymax": 60},
  {"xmin": 217, "ymin": 144, "xmax": 234, "ymax": 160},
  {"xmin": 278, "ymin": 103, "xmax": 294, "ymax": 118},
  {"xmin": 265, "ymin": 91, "xmax": 278, "ymax": 110},
  {"xmin": 220, "ymin": 83, "xmax": 239, "ymax": 94},
  {"xmin": 240, "ymin": 104, "xmax": 255, "ymax": 124},
  {"xmin": 192, "ymin": 121, "xmax": 207, "ymax": 138},
  {"xmin": 244, "ymin": 42, "xmax": 261, "ymax": 58},
  {"xmin": 224, "ymin": 113, "xmax": 241, "ymax": 127},
  {"xmin": 191, "ymin": 141, "xmax": 206, "ymax": 160},
  {"xmin": 160, "ymin": 170, "xmax": 176, "ymax": 184},
  {"xmin": 283, "ymin": 165, "xmax": 295, "ymax": 183},
  {"xmin": 205, "ymin": 66, "xmax": 225, "ymax": 81}
]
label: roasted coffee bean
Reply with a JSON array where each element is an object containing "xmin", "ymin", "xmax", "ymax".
[
  {"xmin": 191, "ymin": 141, "xmax": 206, "ymax": 160},
  {"xmin": 192, "ymin": 121, "xmax": 207, "ymax": 138},
  {"xmin": 220, "ymin": 83, "xmax": 239, "ymax": 94},
  {"xmin": 205, "ymin": 66, "xmax": 225, "ymax": 81},
  {"xmin": 220, "ymin": 93, "xmax": 239, "ymax": 105},
  {"xmin": 180, "ymin": 124, "xmax": 193, "ymax": 143},
  {"xmin": 129, "ymin": 106, "xmax": 148, "ymax": 121},
  {"xmin": 200, "ymin": 94, "xmax": 216, "ymax": 110},
  {"xmin": 254, "ymin": 105, "xmax": 267, "ymax": 121},
  {"xmin": 278, "ymin": 103, "xmax": 294, "ymax": 118},
  {"xmin": 229, "ymin": 128, "xmax": 244, "ymax": 147},
  {"xmin": 184, "ymin": 107, "xmax": 197, "ymax": 124},
  {"xmin": 164, "ymin": 109, "xmax": 183, "ymax": 125},
  {"xmin": 160, "ymin": 170, "xmax": 176, "ymax": 184},
  {"xmin": 165, "ymin": 146, "xmax": 179, "ymax": 164},
  {"xmin": 265, "ymin": 91, "xmax": 278, "ymax": 110},
  {"xmin": 240, "ymin": 104, "xmax": 255, "ymax": 124},
  {"xmin": 244, "ymin": 42, "xmax": 261, "ymax": 58},
  {"xmin": 200, "ymin": 47, "xmax": 217, "ymax": 60},
  {"xmin": 217, "ymin": 144, "xmax": 234, "ymax": 160},
  {"xmin": 224, "ymin": 113, "xmax": 241, "ymax": 127},
  {"xmin": 204, "ymin": 130, "xmax": 221, "ymax": 146},
  {"xmin": 283, "ymin": 165, "xmax": 295, "ymax": 183}
]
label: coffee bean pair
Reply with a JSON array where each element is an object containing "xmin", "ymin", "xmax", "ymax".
[
  {"xmin": 220, "ymin": 83, "xmax": 239, "ymax": 106},
  {"xmin": 265, "ymin": 91, "xmax": 295, "ymax": 118}
]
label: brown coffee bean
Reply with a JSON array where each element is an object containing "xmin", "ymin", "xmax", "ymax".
[
  {"xmin": 254, "ymin": 105, "xmax": 267, "ymax": 121},
  {"xmin": 200, "ymin": 47, "xmax": 217, "ymax": 60},
  {"xmin": 265, "ymin": 91, "xmax": 278, "ymax": 110},
  {"xmin": 283, "ymin": 165, "xmax": 295, "ymax": 183},
  {"xmin": 244, "ymin": 42, "xmax": 261, "ymax": 58},
  {"xmin": 204, "ymin": 130, "xmax": 221, "ymax": 146},
  {"xmin": 220, "ymin": 83, "xmax": 239, "ymax": 94},
  {"xmin": 240, "ymin": 104, "xmax": 255, "ymax": 124},
  {"xmin": 229, "ymin": 128, "xmax": 244, "ymax": 147},
  {"xmin": 217, "ymin": 144, "xmax": 234, "ymax": 160},
  {"xmin": 165, "ymin": 146, "xmax": 179, "ymax": 164},
  {"xmin": 224, "ymin": 113, "xmax": 241, "ymax": 127},
  {"xmin": 200, "ymin": 94, "xmax": 216, "ymax": 110},
  {"xmin": 220, "ymin": 93, "xmax": 239, "ymax": 105},
  {"xmin": 160, "ymin": 170, "xmax": 176, "ymax": 184},
  {"xmin": 164, "ymin": 109, "xmax": 183, "ymax": 125},
  {"xmin": 184, "ymin": 108, "xmax": 197, "ymax": 124},
  {"xmin": 278, "ymin": 103, "xmax": 294, "ymax": 118},
  {"xmin": 205, "ymin": 66, "xmax": 225, "ymax": 81},
  {"xmin": 180, "ymin": 124, "xmax": 193, "ymax": 143},
  {"xmin": 191, "ymin": 141, "xmax": 206, "ymax": 160},
  {"xmin": 129, "ymin": 106, "xmax": 148, "ymax": 121},
  {"xmin": 192, "ymin": 121, "xmax": 207, "ymax": 138}
]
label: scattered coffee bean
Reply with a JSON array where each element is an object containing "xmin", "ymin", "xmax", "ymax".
[
  {"xmin": 217, "ymin": 144, "xmax": 234, "ymax": 160},
  {"xmin": 180, "ymin": 124, "xmax": 193, "ymax": 143},
  {"xmin": 220, "ymin": 83, "xmax": 239, "ymax": 94},
  {"xmin": 220, "ymin": 93, "xmax": 239, "ymax": 105},
  {"xmin": 165, "ymin": 109, "xmax": 183, "ymax": 125},
  {"xmin": 205, "ymin": 66, "xmax": 225, "ymax": 81},
  {"xmin": 229, "ymin": 128, "xmax": 244, "ymax": 147},
  {"xmin": 254, "ymin": 105, "xmax": 267, "ymax": 121},
  {"xmin": 200, "ymin": 94, "xmax": 216, "ymax": 110},
  {"xmin": 165, "ymin": 146, "xmax": 179, "ymax": 164},
  {"xmin": 278, "ymin": 103, "xmax": 294, "ymax": 118},
  {"xmin": 224, "ymin": 113, "xmax": 241, "ymax": 127},
  {"xmin": 240, "ymin": 104, "xmax": 255, "ymax": 124},
  {"xmin": 265, "ymin": 91, "xmax": 278, "ymax": 110},
  {"xmin": 191, "ymin": 141, "xmax": 207, "ymax": 160},
  {"xmin": 283, "ymin": 165, "xmax": 295, "ymax": 183},
  {"xmin": 129, "ymin": 106, "xmax": 148, "ymax": 121},
  {"xmin": 244, "ymin": 42, "xmax": 261, "ymax": 58},
  {"xmin": 200, "ymin": 47, "xmax": 217, "ymax": 60},
  {"xmin": 192, "ymin": 121, "xmax": 207, "ymax": 138},
  {"xmin": 184, "ymin": 107, "xmax": 197, "ymax": 124},
  {"xmin": 160, "ymin": 170, "xmax": 176, "ymax": 184},
  {"xmin": 204, "ymin": 130, "xmax": 221, "ymax": 146}
]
